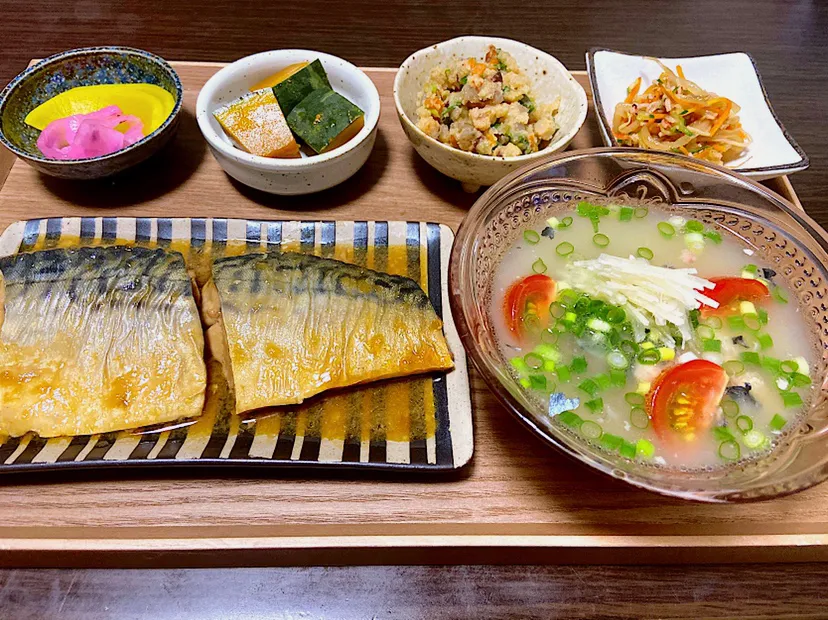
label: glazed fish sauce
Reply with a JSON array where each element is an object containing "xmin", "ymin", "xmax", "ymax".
[{"xmin": 491, "ymin": 200, "xmax": 815, "ymax": 469}]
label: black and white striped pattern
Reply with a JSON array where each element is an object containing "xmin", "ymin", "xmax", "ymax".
[{"xmin": 0, "ymin": 217, "xmax": 473, "ymax": 473}]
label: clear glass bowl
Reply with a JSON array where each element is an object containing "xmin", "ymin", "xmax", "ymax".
[{"xmin": 449, "ymin": 147, "xmax": 828, "ymax": 502}]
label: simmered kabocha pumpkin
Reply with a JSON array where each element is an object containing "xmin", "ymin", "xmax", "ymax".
[
  {"xmin": 271, "ymin": 59, "xmax": 331, "ymax": 116},
  {"xmin": 213, "ymin": 89, "xmax": 300, "ymax": 158},
  {"xmin": 287, "ymin": 89, "xmax": 365, "ymax": 154}
]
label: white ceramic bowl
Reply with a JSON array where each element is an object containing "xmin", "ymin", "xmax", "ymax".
[
  {"xmin": 586, "ymin": 49, "xmax": 809, "ymax": 181},
  {"xmin": 196, "ymin": 50, "xmax": 380, "ymax": 195},
  {"xmin": 394, "ymin": 36, "xmax": 588, "ymax": 191}
]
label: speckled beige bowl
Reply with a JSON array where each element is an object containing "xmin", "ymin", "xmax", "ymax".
[{"xmin": 394, "ymin": 37, "xmax": 587, "ymax": 192}]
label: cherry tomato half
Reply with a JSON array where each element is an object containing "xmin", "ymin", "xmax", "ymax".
[
  {"xmin": 699, "ymin": 277, "xmax": 769, "ymax": 315},
  {"xmin": 646, "ymin": 359, "xmax": 728, "ymax": 444},
  {"xmin": 503, "ymin": 274, "xmax": 556, "ymax": 342}
]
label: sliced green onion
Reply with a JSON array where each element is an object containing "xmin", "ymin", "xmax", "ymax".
[
  {"xmin": 743, "ymin": 313, "xmax": 761, "ymax": 331},
  {"xmin": 684, "ymin": 232, "xmax": 705, "ymax": 250},
  {"xmin": 723, "ymin": 360, "xmax": 745, "ymax": 377},
  {"xmin": 524, "ymin": 353, "xmax": 544, "ymax": 370},
  {"xmin": 519, "ymin": 377, "xmax": 531, "ymax": 388},
  {"xmin": 636, "ymin": 247, "xmax": 654, "ymax": 260},
  {"xmin": 523, "ymin": 313, "xmax": 541, "ymax": 333},
  {"xmin": 657, "ymin": 221, "xmax": 676, "ymax": 238},
  {"xmin": 637, "ymin": 348, "xmax": 661, "ymax": 365},
  {"xmin": 757, "ymin": 308, "xmax": 769, "ymax": 325},
  {"xmin": 727, "ymin": 315, "xmax": 746, "ymax": 330},
  {"xmin": 609, "ymin": 369, "xmax": 627, "ymax": 387},
  {"xmin": 600, "ymin": 433, "xmax": 624, "ymax": 450},
  {"xmin": 528, "ymin": 374, "xmax": 547, "ymax": 391},
  {"xmin": 593, "ymin": 233, "xmax": 610, "ymax": 247},
  {"xmin": 685, "ymin": 219, "xmax": 704, "ymax": 232},
  {"xmin": 696, "ymin": 325, "xmax": 716, "ymax": 340},
  {"xmin": 541, "ymin": 329, "xmax": 559, "ymax": 345},
  {"xmin": 740, "ymin": 351, "xmax": 761, "ymax": 365},
  {"xmin": 544, "ymin": 360, "xmax": 556, "ymax": 373},
  {"xmin": 742, "ymin": 264, "xmax": 759, "ymax": 275},
  {"xmin": 607, "ymin": 350, "xmax": 629, "ymax": 370},
  {"xmin": 780, "ymin": 360, "xmax": 799, "ymax": 374},
  {"xmin": 594, "ymin": 374, "xmax": 612, "ymax": 391},
  {"xmin": 762, "ymin": 356, "xmax": 782, "ymax": 375},
  {"xmin": 580, "ymin": 420, "xmax": 603, "ymax": 440},
  {"xmin": 570, "ymin": 356, "xmax": 588, "ymax": 374},
  {"xmin": 619, "ymin": 206, "xmax": 635, "ymax": 222},
  {"xmin": 721, "ymin": 399, "xmax": 740, "ymax": 418},
  {"xmin": 770, "ymin": 413, "xmax": 787, "ymax": 431},
  {"xmin": 510, "ymin": 357, "xmax": 529, "ymax": 373},
  {"xmin": 558, "ymin": 289, "xmax": 579, "ymax": 306},
  {"xmin": 757, "ymin": 333, "xmax": 773, "ymax": 350},
  {"xmin": 634, "ymin": 206, "xmax": 648, "ymax": 218},
  {"xmin": 702, "ymin": 338, "xmax": 722, "ymax": 353},
  {"xmin": 560, "ymin": 216, "xmax": 573, "ymax": 228},
  {"xmin": 718, "ymin": 439, "xmax": 741, "ymax": 461},
  {"xmin": 703, "ymin": 316, "xmax": 723, "ymax": 329},
  {"xmin": 636, "ymin": 438, "xmax": 655, "ymax": 459},
  {"xmin": 630, "ymin": 407, "xmax": 650, "ymax": 429},
  {"xmin": 585, "ymin": 397, "xmax": 604, "ymax": 413},
  {"xmin": 555, "ymin": 365, "xmax": 571, "ymax": 383},
  {"xmin": 625, "ymin": 392, "xmax": 646, "ymax": 406},
  {"xmin": 534, "ymin": 343, "xmax": 560, "ymax": 362},
  {"xmin": 619, "ymin": 441, "xmax": 637, "ymax": 459},
  {"xmin": 619, "ymin": 340, "xmax": 637, "ymax": 357},
  {"xmin": 781, "ymin": 391, "xmax": 803, "ymax": 408},
  {"xmin": 587, "ymin": 317, "xmax": 611, "ymax": 333},
  {"xmin": 523, "ymin": 230, "xmax": 540, "ymax": 244},
  {"xmin": 532, "ymin": 258, "xmax": 547, "ymax": 274},
  {"xmin": 549, "ymin": 302, "xmax": 566, "ymax": 320},
  {"xmin": 771, "ymin": 286, "xmax": 789, "ymax": 304},
  {"xmin": 742, "ymin": 429, "xmax": 766, "ymax": 449},
  {"xmin": 557, "ymin": 411, "xmax": 583, "ymax": 428},
  {"xmin": 713, "ymin": 426, "xmax": 735, "ymax": 442},
  {"xmin": 556, "ymin": 241, "xmax": 574, "ymax": 256},
  {"xmin": 607, "ymin": 307, "xmax": 626, "ymax": 323},
  {"xmin": 546, "ymin": 217, "xmax": 561, "ymax": 229},
  {"xmin": 736, "ymin": 415, "xmax": 754, "ymax": 433},
  {"xmin": 704, "ymin": 230, "xmax": 723, "ymax": 244},
  {"xmin": 791, "ymin": 372, "xmax": 811, "ymax": 387}
]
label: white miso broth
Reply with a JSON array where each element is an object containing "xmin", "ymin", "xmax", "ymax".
[{"xmin": 491, "ymin": 200, "xmax": 815, "ymax": 469}]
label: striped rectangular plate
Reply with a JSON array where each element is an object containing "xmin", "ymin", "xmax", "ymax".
[{"xmin": 0, "ymin": 217, "xmax": 473, "ymax": 473}]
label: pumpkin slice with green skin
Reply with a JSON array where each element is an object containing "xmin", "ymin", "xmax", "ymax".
[
  {"xmin": 286, "ymin": 89, "xmax": 365, "ymax": 154},
  {"xmin": 251, "ymin": 62, "xmax": 309, "ymax": 91},
  {"xmin": 214, "ymin": 89, "xmax": 300, "ymax": 158},
  {"xmin": 271, "ymin": 59, "xmax": 331, "ymax": 116}
]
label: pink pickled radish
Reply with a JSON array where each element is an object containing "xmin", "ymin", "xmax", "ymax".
[{"xmin": 36, "ymin": 105, "xmax": 145, "ymax": 160}]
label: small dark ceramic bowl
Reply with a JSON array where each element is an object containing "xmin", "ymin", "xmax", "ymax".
[{"xmin": 0, "ymin": 46, "xmax": 183, "ymax": 179}]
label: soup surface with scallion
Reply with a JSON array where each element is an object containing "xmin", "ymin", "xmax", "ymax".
[{"xmin": 492, "ymin": 200, "xmax": 815, "ymax": 469}]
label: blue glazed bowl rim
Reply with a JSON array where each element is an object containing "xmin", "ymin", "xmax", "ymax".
[{"xmin": 0, "ymin": 46, "xmax": 183, "ymax": 165}]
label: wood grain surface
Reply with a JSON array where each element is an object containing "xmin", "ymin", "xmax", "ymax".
[
  {"xmin": 0, "ymin": 0, "xmax": 827, "ymax": 616},
  {"xmin": 0, "ymin": 64, "xmax": 826, "ymax": 569}
]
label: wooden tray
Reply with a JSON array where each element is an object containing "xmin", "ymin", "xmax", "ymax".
[
  {"xmin": 0, "ymin": 217, "xmax": 472, "ymax": 473},
  {"xmin": 0, "ymin": 62, "xmax": 823, "ymax": 568}
]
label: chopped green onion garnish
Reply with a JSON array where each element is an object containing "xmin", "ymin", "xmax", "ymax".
[
  {"xmin": 519, "ymin": 377, "xmax": 530, "ymax": 388},
  {"xmin": 571, "ymin": 356, "xmax": 588, "ymax": 374},
  {"xmin": 703, "ymin": 230, "xmax": 723, "ymax": 244},
  {"xmin": 556, "ymin": 410, "xmax": 583, "ymax": 428},
  {"xmin": 718, "ymin": 439, "xmax": 741, "ymax": 461},
  {"xmin": 556, "ymin": 241, "xmax": 574, "ymax": 256},
  {"xmin": 546, "ymin": 217, "xmax": 561, "ymax": 229},
  {"xmin": 685, "ymin": 219, "xmax": 704, "ymax": 232},
  {"xmin": 721, "ymin": 399, "xmax": 740, "ymax": 418},
  {"xmin": 791, "ymin": 372, "xmax": 811, "ymax": 387},
  {"xmin": 625, "ymin": 392, "xmax": 645, "ymax": 406},
  {"xmin": 511, "ymin": 357, "xmax": 529, "ymax": 372},
  {"xmin": 771, "ymin": 286, "xmax": 788, "ymax": 304},
  {"xmin": 619, "ymin": 441, "xmax": 637, "ymax": 459},
  {"xmin": 560, "ymin": 216, "xmax": 573, "ymax": 228},
  {"xmin": 736, "ymin": 415, "xmax": 754, "ymax": 433},
  {"xmin": 630, "ymin": 407, "xmax": 649, "ymax": 429},
  {"xmin": 524, "ymin": 353, "xmax": 544, "ymax": 370},
  {"xmin": 532, "ymin": 258, "xmax": 547, "ymax": 274},
  {"xmin": 636, "ymin": 439, "xmax": 655, "ymax": 459},
  {"xmin": 703, "ymin": 316, "xmax": 723, "ymax": 329},
  {"xmin": 780, "ymin": 360, "xmax": 798, "ymax": 374},
  {"xmin": 607, "ymin": 307, "xmax": 626, "ymax": 323},
  {"xmin": 544, "ymin": 360, "xmax": 557, "ymax": 373},
  {"xmin": 740, "ymin": 351, "xmax": 761, "ymax": 365},
  {"xmin": 702, "ymin": 338, "xmax": 722, "ymax": 353},
  {"xmin": 762, "ymin": 356, "xmax": 782, "ymax": 375},
  {"xmin": 580, "ymin": 420, "xmax": 603, "ymax": 440},
  {"xmin": 528, "ymin": 374, "xmax": 547, "ymax": 390},
  {"xmin": 727, "ymin": 315, "xmax": 746, "ymax": 330},
  {"xmin": 593, "ymin": 374, "xmax": 611, "ymax": 391},
  {"xmin": 607, "ymin": 350, "xmax": 629, "ymax": 370},
  {"xmin": 713, "ymin": 426, "xmax": 735, "ymax": 442},
  {"xmin": 600, "ymin": 433, "xmax": 624, "ymax": 450},
  {"xmin": 609, "ymin": 368, "xmax": 627, "ymax": 387},
  {"xmin": 757, "ymin": 308, "xmax": 769, "ymax": 325},
  {"xmin": 781, "ymin": 391, "xmax": 803, "ymax": 408},
  {"xmin": 637, "ymin": 348, "xmax": 661, "ymax": 365},
  {"xmin": 769, "ymin": 413, "xmax": 787, "ymax": 431},
  {"xmin": 634, "ymin": 206, "xmax": 648, "ymax": 218},
  {"xmin": 657, "ymin": 222, "xmax": 675, "ymax": 238},
  {"xmin": 587, "ymin": 317, "xmax": 611, "ymax": 332},
  {"xmin": 742, "ymin": 429, "xmax": 766, "ymax": 449},
  {"xmin": 619, "ymin": 206, "xmax": 634, "ymax": 222},
  {"xmin": 696, "ymin": 325, "xmax": 716, "ymax": 340},
  {"xmin": 585, "ymin": 397, "xmax": 604, "ymax": 413},
  {"xmin": 593, "ymin": 233, "xmax": 610, "ymax": 247},
  {"xmin": 556, "ymin": 365, "xmax": 571, "ymax": 383},
  {"xmin": 523, "ymin": 230, "xmax": 540, "ymax": 244},
  {"xmin": 743, "ymin": 264, "xmax": 759, "ymax": 275},
  {"xmin": 743, "ymin": 313, "xmax": 761, "ymax": 331},
  {"xmin": 757, "ymin": 333, "xmax": 774, "ymax": 350},
  {"xmin": 723, "ymin": 360, "xmax": 745, "ymax": 377},
  {"xmin": 534, "ymin": 343, "xmax": 560, "ymax": 362},
  {"xmin": 684, "ymin": 232, "xmax": 705, "ymax": 250},
  {"xmin": 549, "ymin": 302, "xmax": 566, "ymax": 319},
  {"xmin": 636, "ymin": 247, "xmax": 654, "ymax": 260}
]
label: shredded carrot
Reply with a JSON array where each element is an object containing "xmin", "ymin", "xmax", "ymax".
[
  {"xmin": 679, "ymin": 146, "xmax": 690, "ymax": 155},
  {"xmin": 625, "ymin": 77, "xmax": 642, "ymax": 104},
  {"xmin": 709, "ymin": 100, "xmax": 732, "ymax": 136},
  {"xmin": 677, "ymin": 65, "xmax": 685, "ymax": 79}
]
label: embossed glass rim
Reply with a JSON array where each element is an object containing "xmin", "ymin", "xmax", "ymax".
[{"xmin": 449, "ymin": 147, "xmax": 828, "ymax": 503}]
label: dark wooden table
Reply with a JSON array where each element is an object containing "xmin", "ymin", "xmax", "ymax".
[{"xmin": 1, "ymin": 0, "xmax": 827, "ymax": 617}]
